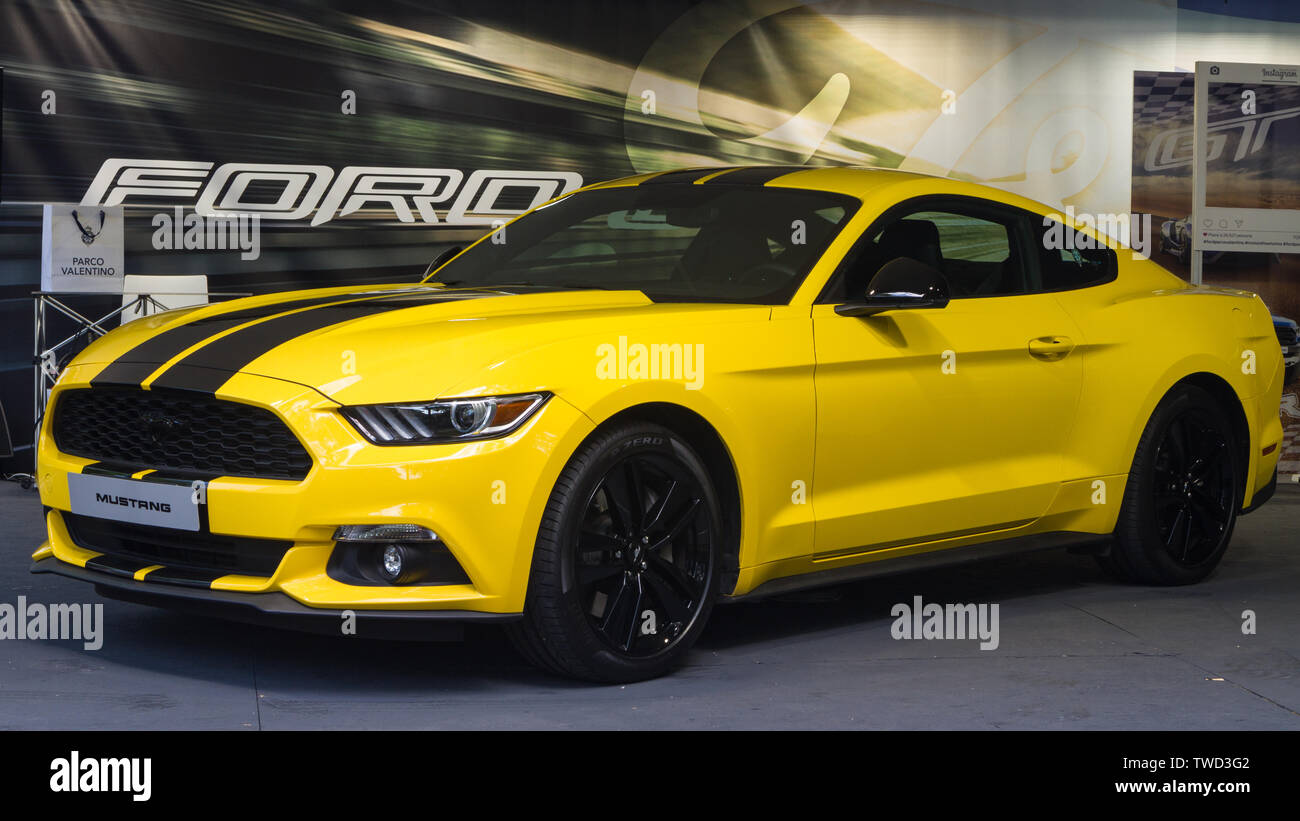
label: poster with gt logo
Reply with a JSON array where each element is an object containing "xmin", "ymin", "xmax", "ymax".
[
  {"xmin": 1132, "ymin": 68, "xmax": 1300, "ymax": 477},
  {"xmin": 1132, "ymin": 69, "xmax": 1300, "ymax": 296}
]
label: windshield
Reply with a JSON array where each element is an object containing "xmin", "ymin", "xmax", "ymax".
[{"xmin": 429, "ymin": 184, "xmax": 859, "ymax": 304}]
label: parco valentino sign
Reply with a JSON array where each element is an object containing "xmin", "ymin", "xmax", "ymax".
[{"xmin": 40, "ymin": 205, "xmax": 125, "ymax": 293}]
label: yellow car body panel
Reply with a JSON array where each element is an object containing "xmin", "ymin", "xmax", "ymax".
[{"xmin": 31, "ymin": 167, "xmax": 1283, "ymax": 621}]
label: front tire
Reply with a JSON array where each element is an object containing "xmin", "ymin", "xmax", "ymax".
[
  {"xmin": 1099, "ymin": 384, "xmax": 1241, "ymax": 585},
  {"xmin": 507, "ymin": 422, "xmax": 723, "ymax": 682}
]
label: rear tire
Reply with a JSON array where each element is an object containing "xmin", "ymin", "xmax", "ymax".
[
  {"xmin": 1098, "ymin": 384, "xmax": 1241, "ymax": 585},
  {"xmin": 506, "ymin": 421, "xmax": 723, "ymax": 682}
]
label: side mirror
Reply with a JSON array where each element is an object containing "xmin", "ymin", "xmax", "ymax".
[
  {"xmin": 423, "ymin": 245, "xmax": 464, "ymax": 278},
  {"xmin": 834, "ymin": 256, "xmax": 951, "ymax": 317}
]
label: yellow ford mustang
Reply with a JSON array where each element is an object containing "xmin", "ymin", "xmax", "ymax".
[{"xmin": 32, "ymin": 167, "xmax": 1283, "ymax": 681}]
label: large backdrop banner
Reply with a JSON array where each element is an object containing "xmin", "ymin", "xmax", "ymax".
[
  {"xmin": 3, "ymin": 0, "xmax": 1300, "ymax": 466},
  {"xmin": 1, "ymin": 0, "xmax": 1198, "ymax": 270}
]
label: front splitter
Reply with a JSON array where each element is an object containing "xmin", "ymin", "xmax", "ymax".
[{"xmin": 31, "ymin": 556, "xmax": 520, "ymax": 641}]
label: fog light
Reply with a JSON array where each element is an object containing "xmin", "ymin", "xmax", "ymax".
[
  {"xmin": 380, "ymin": 545, "xmax": 405, "ymax": 581},
  {"xmin": 330, "ymin": 525, "xmax": 468, "ymax": 586},
  {"xmin": 368, "ymin": 543, "xmax": 432, "ymax": 585}
]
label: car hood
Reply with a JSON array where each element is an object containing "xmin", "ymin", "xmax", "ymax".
[{"xmin": 77, "ymin": 283, "xmax": 759, "ymax": 403}]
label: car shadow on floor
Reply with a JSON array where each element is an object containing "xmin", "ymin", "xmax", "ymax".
[
  {"xmin": 75, "ymin": 546, "xmax": 1119, "ymax": 692},
  {"xmin": 703, "ymin": 547, "xmax": 1108, "ymax": 649}
]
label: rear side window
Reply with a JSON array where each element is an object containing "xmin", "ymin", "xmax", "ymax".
[{"xmin": 1033, "ymin": 217, "xmax": 1118, "ymax": 292}]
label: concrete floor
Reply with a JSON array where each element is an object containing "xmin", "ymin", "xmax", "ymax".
[{"xmin": 1, "ymin": 479, "xmax": 1296, "ymax": 729}]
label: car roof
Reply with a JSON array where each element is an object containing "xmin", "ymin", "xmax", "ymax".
[
  {"xmin": 588, "ymin": 165, "xmax": 930, "ymax": 190},
  {"xmin": 582, "ymin": 165, "xmax": 1064, "ymax": 221}
]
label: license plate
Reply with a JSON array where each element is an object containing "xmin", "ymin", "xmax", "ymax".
[{"xmin": 68, "ymin": 473, "xmax": 201, "ymax": 531}]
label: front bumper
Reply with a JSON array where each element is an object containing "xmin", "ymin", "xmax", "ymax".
[
  {"xmin": 34, "ymin": 366, "xmax": 596, "ymax": 616},
  {"xmin": 1242, "ymin": 467, "xmax": 1278, "ymax": 515}
]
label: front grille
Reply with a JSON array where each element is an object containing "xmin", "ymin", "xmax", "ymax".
[
  {"xmin": 1276, "ymin": 326, "xmax": 1298, "ymax": 347},
  {"xmin": 64, "ymin": 512, "xmax": 292, "ymax": 577},
  {"xmin": 53, "ymin": 388, "xmax": 312, "ymax": 481}
]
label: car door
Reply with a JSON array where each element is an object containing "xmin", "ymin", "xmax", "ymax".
[{"xmin": 810, "ymin": 200, "xmax": 1084, "ymax": 558}]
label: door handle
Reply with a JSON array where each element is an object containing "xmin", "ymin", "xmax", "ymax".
[{"xmin": 1028, "ymin": 335, "xmax": 1074, "ymax": 361}]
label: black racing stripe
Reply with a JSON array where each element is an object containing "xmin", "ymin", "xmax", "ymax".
[
  {"xmin": 139, "ymin": 567, "xmax": 229, "ymax": 588},
  {"xmin": 92, "ymin": 294, "xmax": 358, "ymax": 386},
  {"xmin": 149, "ymin": 291, "xmax": 493, "ymax": 395},
  {"xmin": 704, "ymin": 166, "xmax": 813, "ymax": 185},
  {"xmin": 85, "ymin": 554, "xmax": 157, "ymax": 579},
  {"xmin": 137, "ymin": 471, "xmax": 220, "ymax": 533},
  {"xmin": 80, "ymin": 462, "xmax": 136, "ymax": 478},
  {"xmin": 640, "ymin": 167, "xmax": 737, "ymax": 185},
  {"xmin": 90, "ymin": 289, "xmax": 433, "ymax": 387}
]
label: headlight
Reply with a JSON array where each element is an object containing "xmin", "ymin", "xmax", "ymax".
[{"xmin": 339, "ymin": 392, "xmax": 550, "ymax": 445}]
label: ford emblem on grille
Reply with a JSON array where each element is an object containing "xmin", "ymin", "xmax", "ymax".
[{"xmin": 143, "ymin": 414, "xmax": 179, "ymax": 445}]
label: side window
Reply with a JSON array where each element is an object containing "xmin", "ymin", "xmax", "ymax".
[
  {"xmin": 1033, "ymin": 217, "xmax": 1118, "ymax": 291},
  {"xmin": 908, "ymin": 211, "xmax": 1023, "ymax": 297},
  {"xmin": 919, "ymin": 211, "xmax": 1011, "ymax": 263},
  {"xmin": 832, "ymin": 206, "xmax": 1029, "ymax": 301}
]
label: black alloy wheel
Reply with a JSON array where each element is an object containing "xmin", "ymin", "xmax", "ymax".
[
  {"xmin": 1100, "ymin": 384, "xmax": 1241, "ymax": 585},
  {"xmin": 573, "ymin": 451, "xmax": 713, "ymax": 657},
  {"xmin": 507, "ymin": 421, "xmax": 723, "ymax": 682},
  {"xmin": 1150, "ymin": 408, "xmax": 1235, "ymax": 568}
]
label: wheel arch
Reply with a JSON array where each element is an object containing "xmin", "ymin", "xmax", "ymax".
[
  {"xmin": 587, "ymin": 402, "xmax": 743, "ymax": 595},
  {"xmin": 1135, "ymin": 370, "xmax": 1252, "ymax": 502},
  {"xmin": 1177, "ymin": 372, "xmax": 1252, "ymax": 499}
]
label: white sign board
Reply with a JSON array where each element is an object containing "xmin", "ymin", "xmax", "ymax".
[
  {"xmin": 1192, "ymin": 61, "xmax": 1300, "ymax": 282},
  {"xmin": 40, "ymin": 204, "xmax": 125, "ymax": 293},
  {"xmin": 67, "ymin": 472, "xmax": 200, "ymax": 531}
]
